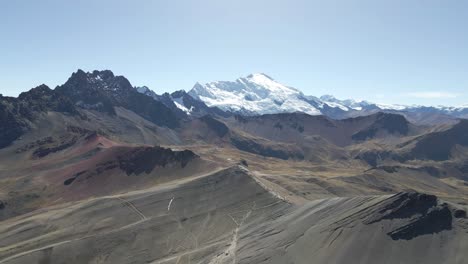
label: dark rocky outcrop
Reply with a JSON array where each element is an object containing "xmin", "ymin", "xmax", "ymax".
[
  {"xmin": 239, "ymin": 159, "xmax": 248, "ymax": 167},
  {"xmin": 365, "ymin": 192, "xmax": 458, "ymax": 240},
  {"xmin": 62, "ymin": 146, "xmax": 199, "ymax": 186},
  {"xmin": 63, "ymin": 171, "xmax": 87, "ymax": 186},
  {"xmin": 387, "ymin": 206, "xmax": 452, "ymax": 240},
  {"xmin": 16, "ymin": 126, "xmax": 100, "ymax": 158},
  {"xmin": 367, "ymin": 192, "xmax": 438, "ymax": 223},
  {"xmin": 32, "ymin": 137, "xmax": 78, "ymax": 158},
  {"xmin": 117, "ymin": 146, "xmax": 198, "ymax": 175},
  {"xmin": 454, "ymin": 209, "xmax": 466, "ymax": 219},
  {"xmin": 15, "ymin": 137, "xmax": 55, "ymax": 153}
]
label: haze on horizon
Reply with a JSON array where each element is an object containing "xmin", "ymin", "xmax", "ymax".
[{"xmin": 1, "ymin": 0, "xmax": 467, "ymax": 106}]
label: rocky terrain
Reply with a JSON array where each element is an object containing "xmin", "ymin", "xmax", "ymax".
[{"xmin": 1, "ymin": 70, "xmax": 467, "ymax": 264}]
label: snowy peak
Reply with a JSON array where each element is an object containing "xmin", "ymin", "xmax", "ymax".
[
  {"xmin": 188, "ymin": 73, "xmax": 320, "ymax": 115},
  {"xmin": 320, "ymin": 95, "xmax": 338, "ymax": 102},
  {"xmin": 246, "ymin": 73, "xmax": 273, "ymax": 80},
  {"xmin": 188, "ymin": 73, "xmax": 407, "ymax": 118},
  {"xmin": 137, "ymin": 72, "xmax": 467, "ymax": 120},
  {"xmin": 240, "ymin": 73, "xmax": 300, "ymax": 95},
  {"xmin": 135, "ymin": 86, "xmax": 160, "ymax": 101},
  {"xmin": 319, "ymin": 95, "xmax": 372, "ymax": 111}
]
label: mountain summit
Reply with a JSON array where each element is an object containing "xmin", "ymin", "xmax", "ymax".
[
  {"xmin": 187, "ymin": 73, "xmax": 468, "ymax": 120},
  {"xmin": 187, "ymin": 73, "xmax": 381, "ymax": 117},
  {"xmin": 188, "ymin": 73, "xmax": 321, "ymax": 115}
]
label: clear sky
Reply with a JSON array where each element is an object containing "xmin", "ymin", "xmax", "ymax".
[{"xmin": 1, "ymin": 0, "xmax": 467, "ymax": 106}]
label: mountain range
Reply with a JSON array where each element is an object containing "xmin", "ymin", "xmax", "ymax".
[
  {"xmin": 135, "ymin": 72, "xmax": 468, "ymax": 123},
  {"xmin": 1, "ymin": 69, "xmax": 468, "ymax": 264}
]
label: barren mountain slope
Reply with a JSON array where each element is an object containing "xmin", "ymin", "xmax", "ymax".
[{"xmin": 0, "ymin": 166, "xmax": 467, "ymax": 264}]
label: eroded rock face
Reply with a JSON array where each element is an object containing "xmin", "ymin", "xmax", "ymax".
[
  {"xmin": 386, "ymin": 206, "xmax": 452, "ymax": 240},
  {"xmin": 16, "ymin": 126, "xmax": 100, "ymax": 158},
  {"xmin": 32, "ymin": 137, "xmax": 78, "ymax": 158},
  {"xmin": 367, "ymin": 192, "xmax": 438, "ymax": 223},
  {"xmin": 117, "ymin": 146, "xmax": 198, "ymax": 175},
  {"xmin": 365, "ymin": 192, "xmax": 456, "ymax": 240},
  {"xmin": 61, "ymin": 146, "xmax": 199, "ymax": 186}
]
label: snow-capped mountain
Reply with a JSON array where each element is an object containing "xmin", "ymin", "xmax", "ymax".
[
  {"xmin": 188, "ymin": 73, "xmax": 468, "ymax": 119},
  {"xmin": 318, "ymin": 95, "xmax": 375, "ymax": 111},
  {"xmin": 188, "ymin": 73, "xmax": 322, "ymax": 115},
  {"xmin": 186, "ymin": 73, "xmax": 393, "ymax": 117},
  {"xmin": 135, "ymin": 73, "xmax": 468, "ymax": 122}
]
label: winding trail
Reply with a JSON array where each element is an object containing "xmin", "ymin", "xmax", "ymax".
[
  {"xmin": 208, "ymin": 202, "xmax": 255, "ymax": 264},
  {"xmin": 117, "ymin": 197, "xmax": 147, "ymax": 220}
]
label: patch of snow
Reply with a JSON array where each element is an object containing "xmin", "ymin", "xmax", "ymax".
[
  {"xmin": 375, "ymin": 103, "xmax": 408, "ymax": 111},
  {"xmin": 173, "ymin": 100, "xmax": 193, "ymax": 115},
  {"xmin": 323, "ymin": 101, "xmax": 350, "ymax": 111}
]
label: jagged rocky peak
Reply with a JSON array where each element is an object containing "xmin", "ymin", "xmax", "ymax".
[
  {"xmin": 61, "ymin": 70, "xmax": 181, "ymax": 127},
  {"xmin": 171, "ymin": 90, "xmax": 187, "ymax": 98},
  {"xmin": 18, "ymin": 84, "xmax": 53, "ymax": 100},
  {"xmin": 15, "ymin": 84, "xmax": 77, "ymax": 114},
  {"xmin": 90, "ymin": 69, "xmax": 115, "ymax": 80},
  {"xmin": 62, "ymin": 69, "xmax": 133, "ymax": 93},
  {"xmin": 189, "ymin": 82, "xmax": 213, "ymax": 99},
  {"xmin": 136, "ymin": 86, "xmax": 150, "ymax": 93},
  {"xmin": 72, "ymin": 69, "xmax": 114, "ymax": 79},
  {"xmin": 135, "ymin": 86, "xmax": 159, "ymax": 100}
]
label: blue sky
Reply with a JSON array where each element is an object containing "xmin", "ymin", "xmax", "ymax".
[{"xmin": 1, "ymin": 0, "xmax": 467, "ymax": 106}]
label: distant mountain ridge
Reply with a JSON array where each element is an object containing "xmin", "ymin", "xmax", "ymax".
[
  {"xmin": 135, "ymin": 72, "xmax": 468, "ymax": 121},
  {"xmin": 187, "ymin": 73, "xmax": 468, "ymax": 119},
  {"xmin": 136, "ymin": 87, "xmax": 227, "ymax": 118},
  {"xmin": 188, "ymin": 73, "xmax": 322, "ymax": 116},
  {"xmin": 2, "ymin": 70, "xmax": 467, "ymax": 129}
]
